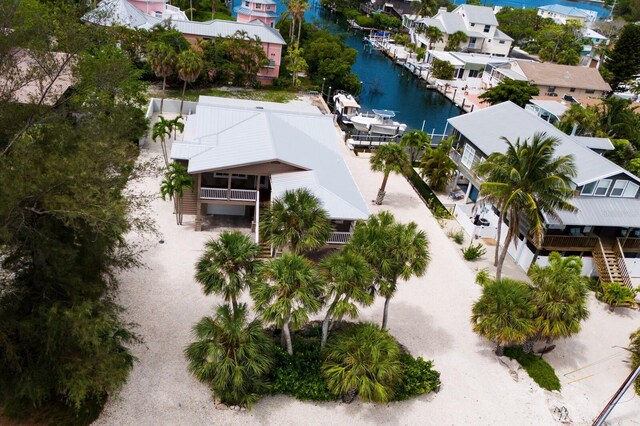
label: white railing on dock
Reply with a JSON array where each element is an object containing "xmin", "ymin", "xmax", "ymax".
[
  {"xmin": 327, "ymin": 232, "xmax": 353, "ymax": 245},
  {"xmin": 200, "ymin": 187, "xmax": 257, "ymax": 201}
]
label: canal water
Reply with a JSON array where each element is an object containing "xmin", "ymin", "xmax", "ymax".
[{"xmin": 232, "ymin": 0, "xmax": 610, "ymax": 132}]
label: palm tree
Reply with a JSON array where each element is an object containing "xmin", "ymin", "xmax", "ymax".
[
  {"xmin": 319, "ymin": 250, "xmax": 374, "ymax": 349},
  {"xmin": 291, "ymin": 0, "xmax": 309, "ymax": 45},
  {"xmin": 474, "ymin": 132, "xmax": 577, "ymax": 280},
  {"xmin": 415, "ymin": 0, "xmax": 437, "ymax": 18},
  {"xmin": 184, "ymin": 303, "xmax": 274, "ymax": 408},
  {"xmin": 322, "ymin": 323, "xmax": 402, "ymax": 403},
  {"xmin": 195, "ymin": 231, "xmax": 260, "ymax": 313},
  {"xmin": 347, "ymin": 211, "xmax": 430, "ymax": 330},
  {"xmin": 400, "ymin": 130, "xmax": 431, "ymax": 163},
  {"xmin": 146, "ymin": 42, "xmax": 176, "ymax": 114},
  {"xmin": 168, "ymin": 116, "xmax": 184, "ymax": 140},
  {"xmin": 419, "ymin": 137, "xmax": 457, "ymax": 191},
  {"xmin": 445, "ymin": 31, "xmax": 469, "ymax": 52},
  {"xmin": 421, "ymin": 25, "xmax": 444, "ymax": 50},
  {"xmin": 160, "ymin": 162, "xmax": 193, "ymax": 225},
  {"xmin": 250, "ymin": 253, "xmax": 323, "ymax": 355},
  {"xmin": 471, "ymin": 277, "xmax": 537, "ymax": 356},
  {"xmin": 260, "ymin": 188, "xmax": 332, "ymax": 255},
  {"xmin": 528, "ymin": 252, "xmax": 589, "ymax": 349},
  {"xmin": 629, "ymin": 328, "xmax": 640, "ymax": 395},
  {"xmin": 369, "ymin": 143, "xmax": 410, "ymax": 205},
  {"xmin": 152, "ymin": 116, "xmax": 172, "ymax": 167},
  {"xmin": 176, "ymin": 48, "xmax": 204, "ymax": 116}
]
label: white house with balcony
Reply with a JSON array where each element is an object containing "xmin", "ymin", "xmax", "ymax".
[
  {"xmin": 405, "ymin": 4, "xmax": 513, "ymax": 56},
  {"xmin": 169, "ymin": 96, "xmax": 370, "ymax": 247},
  {"xmin": 537, "ymin": 4, "xmax": 598, "ymax": 25},
  {"xmin": 446, "ymin": 101, "xmax": 640, "ymax": 285}
]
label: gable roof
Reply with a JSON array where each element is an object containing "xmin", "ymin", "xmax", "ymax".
[
  {"xmin": 455, "ymin": 4, "xmax": 498, "ymax": 26},
  {"xmin": 538, "ymin": 4, "xmax": 596, "ymax": 19},
  {"xmin": 447, "ymin": 101, "xmax": 634, "ymax": 186},
  {"xmin": 171, "ymin": 96, "xmax": 369, "ymax": 220},
  {"xmin": 515, "ymin": 61, "xmax": 611, "ymax": 91},
  {"xmin": 570, "ymin": 136, "xmax": 614, "ymax": 151}
]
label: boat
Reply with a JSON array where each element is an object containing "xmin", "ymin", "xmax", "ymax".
[
  {"xmin": 350, "ymin": 109, "xmax": 408, "ymax": 136},
  {"xmin": 333, "ymin": 92, "xmax": 361, "ymax": 125}
]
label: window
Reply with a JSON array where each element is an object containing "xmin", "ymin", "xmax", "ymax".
[
  {"xmin": 548, "ymin": 86, "xmax": 556, "ymax": 93},
  {"xmin": 499, "ymin": 40, "xmax": 505, "ymax": 44},
  {"xmin": 569, "ymin": 88, "xmax": 576, "ymax": 92},
  {"xmin": 484, "ymin": 25, "xmax": 491, "ymax": 33},
  {"xmin": 594, "ymin": 179, "xmax": 612, "ymax": 196},
  {"xmin": 455, "ymin": 68, "xmax": 464, "ymax": 79},
  {"xmin": 586, "ymin": 89, "xmax": 595, "ymax": 94},
  {"xmin": 612, "ymin": 180, "xmax": 640, "ymax": 198},
  {"xmin": 469, "ymin": 37, "xmax": 477, "ymax": 44},
  {"xmin": 581, "ymin": 181, "xmax": 596, "ymax": 195},
  {"xmin": 468, "ymin": 69, "xmax": 480, "ymax": 78},
  {"xmin": 470, "ymin": 23, "xmax": 475, "ymax": 27},
  {"xmin": 611, "ymin": 180, "xmax": 627, "ymax": 197},
  {"xmin": 256, "ymin": 3, "xmax": 262, "ymax": 9},
  {"xmin": 244, "ymin": 1, "xmax": 249, "ymax": 5},
  {"xmin": 624, "ymin": 181, "xmax": 639, "ymax": 198},
  {"xmin": 461, "ymin": 144, "xmax": 476, "ymax": 168}
]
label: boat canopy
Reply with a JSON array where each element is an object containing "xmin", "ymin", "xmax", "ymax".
[
  {"xmin": 340, "ymin": 98, "xmax": 361, "ymax": 108},
  {"xmin": 372, "ymin": 109, "xmax": 396, "ymax": 118}
]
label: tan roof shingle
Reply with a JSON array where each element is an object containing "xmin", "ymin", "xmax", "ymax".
[{"xmin": 516, "ymin": 61, "xmax": 611, "ymax": 92}]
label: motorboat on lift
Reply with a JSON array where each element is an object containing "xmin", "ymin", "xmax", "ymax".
[
  {"xmin": 333, "ymin": 92, "xmax": 361, "ymax": 125},
  {"xmin": 350, "ymin": 109, "xmax": 408, "ymax": 136}
]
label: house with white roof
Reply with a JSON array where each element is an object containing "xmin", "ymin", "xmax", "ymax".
[
  {"xmin": 405, "ymin": 5, "xmax": 513, "ymax": 56},
  {"xmin": 424, "ymin": 51, "xmax": 515, "ymax": 86},
  {"xmin": 170, "ymin": 96, "xmax": 370, "ymax": 245},
  {"xmin": 447, "ymin": 101, "xmax": 640, "ymax": 284},
  {"xmin": 537, "ymin": 4, "xmax": 598, "ymax": 25},
  {"xmin": 84, "ymin": 0, "xmax": 285, "ymax": 84}
]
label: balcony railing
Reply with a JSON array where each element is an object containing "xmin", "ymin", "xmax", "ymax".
[
  {"xmin": 200, "ymin": 187, "xmax": 257, "ymax": 202},
  {"xmin": 327, "ymin": 232, "xmax": 353, "ymax": 245},
  {"xmin": 619, "ymin": 237, "xmax": 640, "ymax": 251},
  {"xmin": 529, "ymin": 234, "xmax": 599, "ymax": 251}
]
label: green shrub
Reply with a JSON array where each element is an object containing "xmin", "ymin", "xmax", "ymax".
[
  {"xmin": 462, "ymin": 242, "xmax": 487, "ymax": 260},
  {"xmin": 447, "ymin": 229, "xmax": 465, "ymax": 244},
  {"xmin": 268, "ymin": 337, "xmax": 337, "ymax": 402},
  {"xmin": 601, "ymin": 282, "xmax": 637, "ymax": 309},
  {"xmin": 405, "ymin": 168, "xmax": 452, "ymax": 219},
  {"xmin": 393, "ymin": 354, "xmax": 441, "ymax": 401},
  {"xmin": 355, "ymin": 15, "xmax": 376, "ymax": 28},
  {"xmin": 503, "ymin": 347, "xmax": 561, "ymax": 391}
]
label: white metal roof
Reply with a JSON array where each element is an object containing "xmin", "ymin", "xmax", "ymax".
[
  {"xmin": 447, "ymin": 101, "xmax": 628, "ymax": 186},
  {"xmin": 551, "ymin": 197, "xmax": 640, "ymax": 228},
  {"xmin": 528, "ymin": 99, "xmax": 569, "ymax": 118},
  {"xmin": 450, "ymin": 52, "xmax": 513, "ymax": 66},
  {"xmin": 171, "ymin": 96, "xmax": 370, "ymax": 220},
  {"xmin": 455, "ymin": 5, "xmax": 499, "ymax": 26},
  {"xmin": 428, "ymin": 50, "xmax": 464, "ymax": 67},
  {"xmin": 570, "ymin": 136, "xmax": 614, "ymax": 151},
  {"xmin": 171, "ymin": 19, "xmax": 285, "ymax": 44}
]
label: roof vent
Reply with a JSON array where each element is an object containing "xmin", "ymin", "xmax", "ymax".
[{"xmin": 256, "ymin": 106, "xmax": 264, "ymax": 109}]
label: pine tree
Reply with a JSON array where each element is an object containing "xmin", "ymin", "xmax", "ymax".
[{"xmin": 604, "ymin": 24, "xmax": 640, "ymax": 91}]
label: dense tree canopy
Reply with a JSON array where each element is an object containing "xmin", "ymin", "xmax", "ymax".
[
  {"xmin": 603, "ymin": 24, "xmax": 640, "ymax": 91},
  {"xmin": 479, "ymin": 80, "xmax": 540, "ymax": 108},
  {"xmin": 0, "ymin": 0, "xmax": 150, "ymax": 421}
]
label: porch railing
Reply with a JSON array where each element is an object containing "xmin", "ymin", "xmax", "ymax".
[
  {"xmin": 614, "ymin": 238, "xmax": 634, "ymax": 289},
  {"xmin": 200, "ymin": 187, "xmax": 257, "ymax": 202},
  {"xmin": 530, "ymin": 235, "xmax": 599, "ymax": 251},
  {"xmin": 619, "ymin": 237, "xmax": 640, "ymax": 251},
  {"xmin": 327, "ymin": 232, "xmax": 353, "ymax": 245}
]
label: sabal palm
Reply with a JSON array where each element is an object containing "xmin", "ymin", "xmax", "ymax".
[
  {"xmin": 322, "ymin": 323, "xmax": 402, "ymax": 403},
  {"xmin": 422, "ymin": 25, "xmax": 444, "ymax": 50},
  {"xmin": 250, "ymin": 253, "xmax": 323, "ymax": 355},
  {"xmin": 260, "ymin": 188, "xmax": 332, "ymax": 255},
  {"xmin": 419, "ymin": 137, "xmax": 457, "ymax": 191},
  {"xmin": 319, "ymin": 250, "xmax": 374, "ymax": 349},
  {"xmin": 195, "ymin": 231, "xmax": 259, "ymax": 312},
  {"xmin": 184, "ymin": 303, "xmax": 274, "ymax": 408},
  {"xmin": 160, "ymin": 162, "xmax": 193, "ymax": 225},
  {"xmin": 176, "ymin": 48, "xmax": 204, "ymax": 115},
  {"xmin": 146, "ymin": 42, "xmax": 176, "ymax": 113},
  {"xmin": 474, "ymin": 132, "xmax": 577, "ymax": 280},
  {"xmin": 348, "ymin": 211, "xmax": 429, "ymax": 329},
  {"xmin": 369, "ymin": 143, "xmax": 410, "ymax": 205},
  {"xmin": 445, "ymin": 31, "xmax": 468, "ymax": 51},
  {"xmin": 152, "ymin": 115, "xmax": 172, "ymax": 167},
  {"xmin": 400, "ymin": 130, "xmax": 430, "ymax": 163},
  {"xmin": 528, "ymin": 252, "xmax": 589, "ymax": 343},
  {"xmin": 471, "ymin": 278, "xmax": 537, "ymax": 355}
]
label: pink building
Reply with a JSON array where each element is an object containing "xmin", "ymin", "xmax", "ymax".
[
  {"xmin": 85, "ymin": 0, "xmax": 285, "ymax": 84},
  {"xmin": 235, "ymin": 0, "xmax": 277, "ymax": 28}
]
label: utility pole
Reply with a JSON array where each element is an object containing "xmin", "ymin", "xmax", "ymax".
[{"xmin": 592, "ymin": 365, "xmax": 640, "ymax": 426}]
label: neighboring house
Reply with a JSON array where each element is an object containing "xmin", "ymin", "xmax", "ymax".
[
  {"xmin": 170, "ymin": 96, "xmax": 370, "ymax": 245},
  {"xmin": 483, "ymin": 60, "xmax": 611, "ymax": 98},
  {"xmin": 425, "ymin": 51, "xmax": 514, "ymax": 85},
  {"xmin": 537, "ymin": 4, "xmax": 598, "ymax": 25},
  {"xmin": 447, "ymin": 101, "xmax": 640, "ymax": 283},
  {"xmin": 84, "ymin": 0, "xmax": 285, "ymax": 84},
  {"xmin": 235, "ymin": 0, "xmax": 277, "ymax": 28},
  {"xmin": 404, "ymin": 5, "xmax": 513, "ymax": 56},
  {"xmin": 580, "ymin": 28, "xmax": 610, "ymax": 69}
]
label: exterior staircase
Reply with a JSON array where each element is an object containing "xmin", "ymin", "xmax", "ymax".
[
  {"xmin": 593, "ymin": 239, "xmax": 633, "ymax": 289},
  {"xmin": 258, "ymin": 239, "xmax": 272, "ymax": 259},
  {"xmin": 182, "ymin": 188, "xmax": 197, "ymax": 215}
]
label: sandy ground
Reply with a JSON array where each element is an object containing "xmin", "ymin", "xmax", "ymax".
[{"xmin": 94, "ymin": 108, "xmax": 640, "ymax": 425}]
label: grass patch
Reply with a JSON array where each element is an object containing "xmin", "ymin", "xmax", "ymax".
[
  {"xmin": 504, "ymin": 347, "xmax": 561, "ymax": 391},
  {"xmin": 159, "ymin": 88, "xmax": 299, "ymax": 103}
]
